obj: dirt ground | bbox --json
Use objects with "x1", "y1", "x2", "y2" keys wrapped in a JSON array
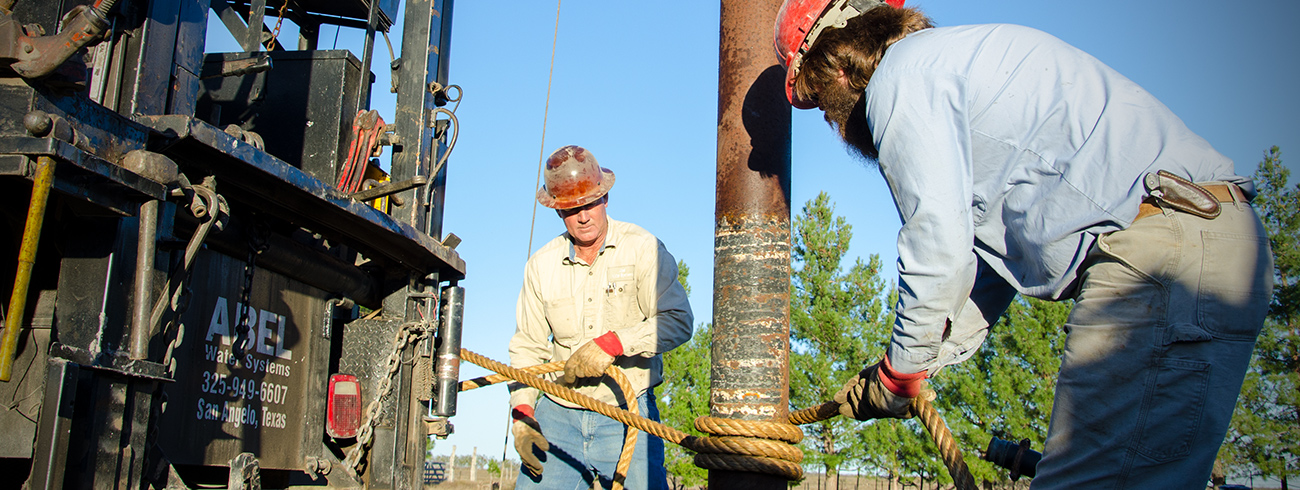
[
  {"x1": 424, "y1": 471, "x2": 1278, "y2": 490},
  {"x1": 424, "y1": 480, "x2": 512, "y2": 490}
]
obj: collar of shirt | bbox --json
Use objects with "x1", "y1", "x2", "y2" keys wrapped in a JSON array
[{"x1": 563, "y1": 219, "x2": 620, "y2": 266}]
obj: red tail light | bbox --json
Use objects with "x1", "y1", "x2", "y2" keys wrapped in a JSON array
[{"x1": 327, "y1": 374, "x2": 362, "y2": 439}]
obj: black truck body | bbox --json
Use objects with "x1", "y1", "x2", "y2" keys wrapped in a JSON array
[{"x1": 0, "y1": 1, "x2": 463, "y2": 488}]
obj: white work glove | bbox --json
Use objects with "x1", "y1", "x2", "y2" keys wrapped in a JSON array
[
  {"x1": 834, "y1": 357, "x2": 934, "y2": 420},
  {"x1": 562, "y1": 331, "x2": 622, "y2": 384}
]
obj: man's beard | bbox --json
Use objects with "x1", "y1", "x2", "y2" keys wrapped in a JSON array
[{"x1": 819, "y1": 82, "x2": 879, "y2": 164}]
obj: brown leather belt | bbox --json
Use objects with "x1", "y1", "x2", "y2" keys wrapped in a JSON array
[{"x1": 1136, "y1": 182, "x2": 1247, "y2": 221}]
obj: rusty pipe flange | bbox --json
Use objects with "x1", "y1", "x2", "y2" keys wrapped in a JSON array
[{"x1": 10, "y1": 5, "x2": 108, "y2": 79}]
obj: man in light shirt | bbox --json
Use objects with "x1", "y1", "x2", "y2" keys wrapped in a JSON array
[
  {"x1": 773, "y1": 0, "x2": 1273, "y2": 487},
  {"x1": 509, "y1": 145, "x2": 692, "y2": 490}
]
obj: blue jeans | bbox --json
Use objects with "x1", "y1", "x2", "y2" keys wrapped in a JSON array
[
  {"x1": 1033, "y1": 197, "x2": 1272, "y2": 488},
  {"x1": 515, "y1": 390, "x2": 668, "y2": 490}
]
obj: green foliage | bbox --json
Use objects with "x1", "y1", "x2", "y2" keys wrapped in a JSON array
[
  {"x1": 789, "y1": 192, "x2": 894, "y2": 483},
  {"x1": 660, "y1": 322, "x2": 711, "y2": 489},
  {"x1": 1221, "y1": 146, "x2": 1299, "y2": 484},
  {"x1": 661, "y1": 261, "x2": 710, "y2": 489},
  {"x1": 782, "y1": 192, "x2": 1074, "y2": 487},
  {"x1": 677, "y1": 259, "x2": 691, "y2": 297},
  {"x1": 850, "y1": 413, "x2": 942, "y2": 487},
  {"x1": 1253, "y1": 146, "x2": 1300, "y2": 324},
  {"x1": 658, "y1": 193, "x2": 1076, "y2": 487}
]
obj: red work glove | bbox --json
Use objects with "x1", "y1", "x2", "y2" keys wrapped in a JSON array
[
  {"x1": 511, "y1": 404, "x2": 548, "y2": 475},
  {"x1": 833, "y1": 356, "x2": 934, "y2": 420},
  {"x1": 562, "y1": 331, "x2": 622, "y2": 384}
]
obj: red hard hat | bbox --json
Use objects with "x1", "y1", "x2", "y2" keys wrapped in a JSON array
[
  {"x1": 774, "y1": 0, "x2": 904, "y2": 109},
  {"x1": 536, "y1": 145, "x2": 616, "y2": 210}
]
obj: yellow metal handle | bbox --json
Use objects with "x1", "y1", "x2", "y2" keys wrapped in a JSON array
[{"x1": 1, "y1": 156, "x2": 56, "y2": 381}]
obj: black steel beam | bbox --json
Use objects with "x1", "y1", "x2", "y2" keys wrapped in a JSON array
[
  {"x1": 28, "y1": 360, "x2": 79, "y2": 490},
  {"x1": 388, "y1": 0, "x2": 453, "y2": 239},
  {"x1": 135, "y1": 115, "x2": 466, "y2": 279},
  {"x1": 212, "y1": 0, "x2": 260, "y2": 52},
  {"x1": 245, "y1": 0, "x2": 267, "y2": 53},
  {"x1": 0, "y1": 136, "x2": 167, "y2": 200}
]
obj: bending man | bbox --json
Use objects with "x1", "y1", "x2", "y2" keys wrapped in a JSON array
[{"x1": 773, "y1": 0, "x2": 1273, "y2": 487}]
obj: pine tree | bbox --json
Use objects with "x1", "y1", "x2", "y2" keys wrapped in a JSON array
[
  {"x1": 936, "y1": 296, "x2": 1069, "y2": 486},
  {"x1": 660, "y1": 260, "x2": 710, "y2": 489},
  {"x1": 790, "y1": 192, "x2": 894, "y2": 487},
  {"x1": 1222, "y1": 146, "x2": 1299, "y2": 488}
]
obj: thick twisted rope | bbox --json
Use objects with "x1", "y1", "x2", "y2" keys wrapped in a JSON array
[
  {"x1": 461, "y1": 349, "x2": 692, "y2": 442},
  {"x1": 688, "y1": 417, "x2": 805, "y2": 480},
  {"x1": 462, "y1": 349, "x2": 807, "y2": 477},
  {"x1": 911, "y1": 399, "x2": 976, "y2": 489},
  {"x1": 459, "y1": 348, "x2": 975, "y2": 489},
  {"x1": 608, "y1": 366, "x2": 638, "y2": 490},
  {"x1": 460, "y1": 362, "x2": 564, "y2": 391},
  {"x1": 785, "y1": 401, "x2": 975, "y2": 489},
  {"x1": 459, "y1": 353, "x2": 639, "y2": 490}
]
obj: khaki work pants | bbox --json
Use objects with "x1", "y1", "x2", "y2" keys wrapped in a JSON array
[{"x1": 1034, "y1": 193, "x2": 1272, "y2": 489}]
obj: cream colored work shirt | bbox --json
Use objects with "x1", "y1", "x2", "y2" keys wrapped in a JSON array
[{"x1": 508, "y1": 218, "x2": 693, "y2": 409}]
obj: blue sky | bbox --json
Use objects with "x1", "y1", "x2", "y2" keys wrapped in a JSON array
[{"x1": 209, "y1": 0, "x2": 1299, "y2": 468}]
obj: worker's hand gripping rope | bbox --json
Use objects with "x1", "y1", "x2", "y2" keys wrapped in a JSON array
[
  {"x1": 563, "y1": 331, "x2": 621, "y2": 384},
  {"x1": 460, "y1": 348, "x2": 975, "y2": 490},
  {"x1": 479, "y1": 351, "x2": 640, "y2": 490},
  {"x1": 834, "y1": 356, "x2": 934, "y2": 420}
]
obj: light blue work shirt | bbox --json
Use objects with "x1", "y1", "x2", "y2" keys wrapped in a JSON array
[{"x1": 864, "y1": 24, "x2": 1248, "y2": 375}]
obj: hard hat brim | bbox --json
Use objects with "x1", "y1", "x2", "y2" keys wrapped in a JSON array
[
  {"x1": 786, "y1": 61, "x2": 818, "y2": 110},
  {"x1": 536, "y1": 168, "x2": 616, "y2": 210}
]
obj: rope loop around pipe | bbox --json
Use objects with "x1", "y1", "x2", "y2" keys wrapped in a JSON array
[
  {"x1": 685, "y1": 416, "x2": 808, "y2": 479},
  {"x1": 694, "y1": 416, "x2": 803, "y2": 444},
  {"x1": 457, "y1": 348, "x2": 975, "y2": 489}
]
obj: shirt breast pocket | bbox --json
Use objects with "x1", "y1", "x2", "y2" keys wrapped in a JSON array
[
  {"x1": 543, "y1": 298, "x2": 581, "y2": 347},
  {"x1": 604, "y1": 266, "x2": 641, "y2": 326}
]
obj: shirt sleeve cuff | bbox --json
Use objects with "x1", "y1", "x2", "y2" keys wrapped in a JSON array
[
  {"x1": 880, "y1": 355, "x2": 927, "y2": 398},
  {"x1": 593, "y1": 331, "x2": 623, "y2": 357},
  {"x1": 511, "y1": 404, "x2": 535, "y2": 420}
]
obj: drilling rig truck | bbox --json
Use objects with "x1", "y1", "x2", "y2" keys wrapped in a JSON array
[{"x1": 0, "y1": 0, "x2": 464, "y2": 488}]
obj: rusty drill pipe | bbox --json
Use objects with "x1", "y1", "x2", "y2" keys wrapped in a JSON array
[
  {"x1": 1, "y1": 156, "x2": 56, "y2": 381},
  {"x1": 710, "y1": 0, "x2": 792, "y2": 487}
]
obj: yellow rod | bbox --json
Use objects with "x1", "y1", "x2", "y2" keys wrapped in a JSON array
[{"x1": 1, "y1": 156, "x2": 57, "y2": 381}]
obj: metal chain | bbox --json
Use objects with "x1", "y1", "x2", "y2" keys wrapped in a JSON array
[
  {"x1": 158, "y1": 181, "x2": 226, "y2": 373},
  {"x1": 161, "y1": 305, "x2": 187, "y2": 373},
  {"x1": 160, "y1": 281, "x2": 195, "y2": 373},
  {"x1": 150, "y1": 181, "x2": 225, "y2": 481},
  {"x1": 232, "y1": 249, "x2": 256, "y2": 357},
  {"x1": 342, "y1": 321, "x2": 428, "y2": 475},
  {"x1": 266, "y1": 0, "x2": 290, "y2": 50},
  {"x1": 232, "y1": 223, "x2": 269, "y2": 358}
]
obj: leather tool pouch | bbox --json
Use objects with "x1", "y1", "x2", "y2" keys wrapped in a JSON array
[{"x1": 1143, "y1": 170, "x2": 1221, "y2": 219}]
